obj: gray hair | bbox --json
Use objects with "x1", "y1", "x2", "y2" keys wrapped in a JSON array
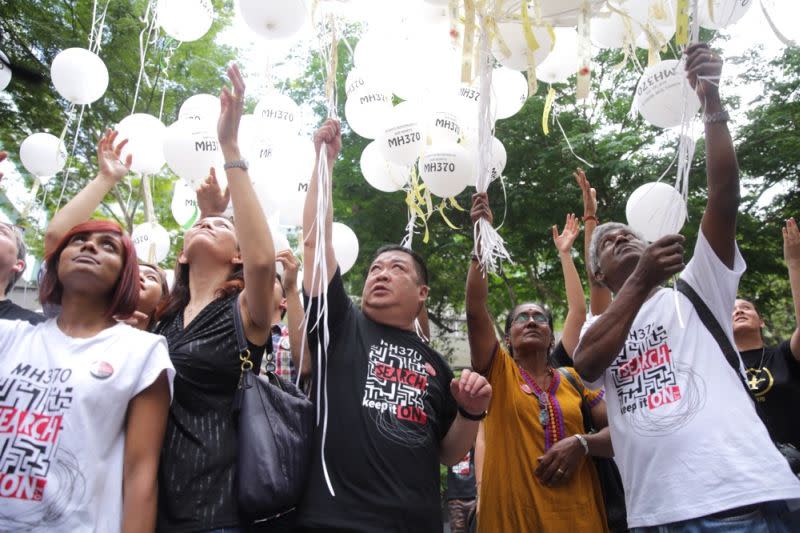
[
  {"x1": 588, "y1": 222, "x2": 644, "y2": 286},
  {"x1": 3, "y1": 223, "x2": 27, "y2": 295}
]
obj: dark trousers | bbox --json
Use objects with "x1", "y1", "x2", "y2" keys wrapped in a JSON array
[{"x1": 448, "y1": 498, "x2": 477, "y2": 533}]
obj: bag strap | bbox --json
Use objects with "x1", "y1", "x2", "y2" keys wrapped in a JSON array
[
  {"x1": 231, "y1": 294, "x2": 253, "y2": 375},
  {"x1": 675, "y1": 278, "x2": 754, "y2": 401},
  {"x1": 556, "y1": 367, "x2": 594, "y2": 433}
]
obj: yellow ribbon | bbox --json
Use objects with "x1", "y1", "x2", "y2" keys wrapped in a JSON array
[
  {"x1": 675, "y1": 0, "x2": 690, "y2": 46},
  {"x1": 405, "y1": 165, "x2": 433, "y2": 244},
  {"x1": 438, "y1": 199, "x2": 461, "y2": 230},
  {"x1": 542, "y1": 85, "x2": 556, "y2": 136}
]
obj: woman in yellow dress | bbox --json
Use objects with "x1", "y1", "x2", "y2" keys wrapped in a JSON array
[{"x1": 466, "y1": 193, "x2": 613, "y2": 532}]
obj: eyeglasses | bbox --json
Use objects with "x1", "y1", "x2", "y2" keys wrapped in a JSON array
[{"x1": 513, "y1": 312, "x2": 549, "y2": 325}]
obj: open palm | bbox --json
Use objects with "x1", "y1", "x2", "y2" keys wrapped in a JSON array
[{"x1": 553, "y1": 213, "x2": 580, "y2": 254}]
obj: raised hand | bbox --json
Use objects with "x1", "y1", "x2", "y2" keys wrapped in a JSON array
[
  {"x1": 574, "y1": 168, "x2": 597, "y2": 219},
  {"x1": 632, "y1": 234, "x2": 686, "y2": 290},
  {"x1": 784, "y1": 218, "x2": 800, "y2": 265},
  {"x1": 553, "y1": 213, "x2": 580, "y2": 255},
  {"x1": 450, "y1": 369, "x2": 492, "y2": 417},
  {"x1": 685, "y1": 43, "x2": 723, "y2": 101},
  {"x1": 277, "y1": 249, "x2": 300, "y2": 290},
  {"x1": 470, "y1": 192, "x2": 493, "y2": 225},
  {"x1": 218, "y1": 63, "x2": 246, "y2": 156},
  {"x1": 196, "y1": 167, "x2": 230, "y2": 217},
  {"x1": 313, "y1": 118, "x2": 342, "y2": 164},
  {"x1": 97, "y1": 129, "x2": 132, "y2": 183}
]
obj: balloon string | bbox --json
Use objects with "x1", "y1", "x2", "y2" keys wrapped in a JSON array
[
  {"x1": 55, "y1": 104, "x2": 87, "y2": 211},
  {"x1": 132, "y1": 0, "x2": 159, "y2": 114},
  {"x1": 554, "y1": 112, "x2": 594, "y2": 168},
  {"x1": 760, "y1": 0, "x2": 797, "y2": 47}
]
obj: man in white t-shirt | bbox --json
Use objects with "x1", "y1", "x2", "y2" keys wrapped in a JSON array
[{"x1": 574, "y1": 44, "x2": 800, "y2": 531}]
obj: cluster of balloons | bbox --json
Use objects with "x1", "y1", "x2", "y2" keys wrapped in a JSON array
[{"x1": 344, "y1": 6, "x2": 522, "y2": 199}]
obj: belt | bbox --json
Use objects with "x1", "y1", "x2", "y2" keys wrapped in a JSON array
[{"x1": 708, "y1": 503, "x2": 762, "y2": 520}]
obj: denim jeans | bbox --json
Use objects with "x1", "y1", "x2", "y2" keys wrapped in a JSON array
[{"x1": 631, "y1": 501, "x2": 800, "y2": 533}]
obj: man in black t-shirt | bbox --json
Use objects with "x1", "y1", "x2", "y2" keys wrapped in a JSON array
[
  {"x1": 0, "y1": 218, "x2": 45, "y2": 325},
  {"x1": 297, "y1": 119, "x2": 492, "y2": 532},
  {"x1": 733, "y1": 219, "x2": 800, "y2": 453}
]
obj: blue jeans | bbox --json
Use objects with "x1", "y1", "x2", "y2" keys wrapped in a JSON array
[{"x1": 631, "y1": 501, "x2": 800, "y2": 533}]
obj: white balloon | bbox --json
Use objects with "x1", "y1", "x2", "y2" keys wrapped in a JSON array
[
  {"x1": 332, "y1": 222, "x2": 359, "y2": 274},
  {"x1": 178, "y1": 93, "x2": 220, "y2": 122},
  {"x1": 537, "y1": 27, "x2": 579, "y2": 84},
  {"x1": 636, "y1": 0, "x2": 676, "y2": 49},
  {"x1": 625, "y1": 182, "x2": 687, "y2": 242},
  {"x1": 50, "y1": 48, "x2": 109, "y2": 105},
  {"x1": 487, "y1": 136, "x2": 507, "y2": 183},
  {"x1": 345, "y1": 67, "x2": 388, "y2": 99},
  {"x1": 254, "y1": 90, "x2": 301, "y2": 134},
  {"x1": 276, "y1": 178, "x2": 308, "y2": 227},
  {"x1": 633, "y1": 60, "x2": 701, "y2": 129},
  {"x1": 453, "y1": 82, "x2": 497, "y2": 135},
  {"x1": 591, "y1": 10, "x2": 630, "y2": 49},
  {"x1": 157, "y1": 0, "x2": 214, "y2": 42},
  {"x1": 699, "y1": 0, "x2": 752, "y2": 30},
  {"x1": 360, "y1": 141, "x2": 409, "y2": 193},
  {"x1": 345, "y1": 90, "x2": 394, "y2": 139},
  {"x1": 491, "y1": 22, "x2": 554, "y2": 71},
  {"x1": 611, "y1": 0, "x2": 650, "y2": 26},
  {"x1": 492, "y1": 67, "x2": 528, "y2": 120},
  {"x1": 239, "y1": 0, "x2": 307, "y2": 39},
  {"x1": 171, "y1": 179, "x2": 200, "y2": 229},
  {"x1": 117, "y1": 114, "x2": 167, "y2": 174},
  {"x1": 0, "y1": 51, "x2": 11, "y2": 91},
  {"x1": 426, "y1": 110, "x2": 463, "y2": 144},
  {"x1": 379, "y1": 103, "x2": 425, "y2": 166},
  {"x1": 19, "y1": 133, "x2": 67, "y2": 179},
  {"x1": 163, "y1": 119, "x2": 222, "y2": 187},
  {"x1": 132, "y1": 222, "x2": 172, "y2": 263},
  {"x1": 419, "y1": 142, "x2": 474, "y2": 198}
]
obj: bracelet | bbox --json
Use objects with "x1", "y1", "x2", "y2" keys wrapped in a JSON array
[
  {"x1": 458, "y1": 405, "x2": 487, "y2": 421},
  {"x1": 574, "y1": 434, "x2": 589, "y2": 455},
  {"x1": 470, "y1": 254, "x2": 480, "y2": 262},
  {"x1": 223, "y1": 159, "x2": 249, "y2": 171},
  {"x1": 703, "y1": 110, "x2": 729, "y2": 124},
  {"x1": 582, "y1": 215, "x2": 599, "y2": 224}
]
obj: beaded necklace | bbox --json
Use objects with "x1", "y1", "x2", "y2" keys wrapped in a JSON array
[{"x1": 519, "y1": 366, "x2": 565, "y2": 450}]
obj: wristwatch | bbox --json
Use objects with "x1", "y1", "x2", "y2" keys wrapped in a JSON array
[{"x1": 224, "y1": 159, "x2": 249, "y2": 171}]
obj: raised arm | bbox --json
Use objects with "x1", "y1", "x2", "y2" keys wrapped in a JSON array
[
  {"x1": 784, "y1": 218, "x2": 800, "y2": 360},
  {"x1": 573, "y1": 234, "x2": 686, "y2": 381},
  {"x1": 575, "y1": 169, "x2": 612, "y2": 315},
  {"x1": 553, "y1": 213, "x2": 587, "y2": 357},
  {"x1": 277, "y1": 249, "x2": 311, "y2": 380},
  {"x1": 440, "y1": 369, "x2": 492, "y2": 466},
  {"x1": 217, "y1": 64, "x2": 275, "y2": 339},
  {"x1": 44, "y1": 129, "x2": 131, "y2": 255},
  {"x1": 466, "y1": 193, "x2": 499, "y2": 374},
  {"x1": 687, "y1": 44, "x2": 739, "y2": 268},
  {"x1": 122, "y1": 371, "x2": 170, "y2": 533},
  {"x1": 303, "y1": 119, "x2": 341, "y2": 296}
]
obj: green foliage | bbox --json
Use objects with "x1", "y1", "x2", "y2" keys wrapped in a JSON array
[
  {"x1": 2, "y1": 6, "x2": 797, "y2": 343},
  {"x1": 1, "y1": 0, "x2": 236, "y2": 266}
]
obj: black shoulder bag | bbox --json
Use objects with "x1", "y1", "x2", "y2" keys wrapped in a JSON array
[
  {"x1": 676, "y1": 278, "x2": 800, "y2": 474},
  {"x1": 230, "y1": 295, "x2": 315, "y2": 523},
  {"x1": 558, "y1": 368, "x2": 629, "y2": 533}
]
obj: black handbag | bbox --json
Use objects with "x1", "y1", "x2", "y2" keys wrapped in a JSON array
[
  {"x1": 676, "y1": 279, "x2": 800, "y2": 475},
  {"x1": 230, "y1": 295, "x2": 315, "y2": 523},
  {"x1": 558, "y1": 368, "x2": 629, "y2": 533}
]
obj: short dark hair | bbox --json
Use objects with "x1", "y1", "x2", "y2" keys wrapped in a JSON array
[
  {"x1": 371, "y1": 245, "x2": 429, "y2": 286},
  {"x1": 40, "y1": 220, "x2": 140, "y2": 319},
  {"x1": 736, "y1": 296, "x2": 760, "y2": 317}
]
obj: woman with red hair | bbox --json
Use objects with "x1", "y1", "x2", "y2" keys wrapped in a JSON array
[
  {"x1": 0, "y1": 219, "x2": 174, "y2": 532},
  {"x1": 43, "y1": 128, "x2": 172, "y2": 330}
]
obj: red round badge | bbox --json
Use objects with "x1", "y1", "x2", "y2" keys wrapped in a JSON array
[{"x1": 90, "y1": 361, "x2": 114, "y2": 380}]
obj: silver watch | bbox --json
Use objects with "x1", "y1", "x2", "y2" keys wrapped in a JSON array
[{"x1": 223, "y1": 159, "x2": 249, "y2": 171}]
